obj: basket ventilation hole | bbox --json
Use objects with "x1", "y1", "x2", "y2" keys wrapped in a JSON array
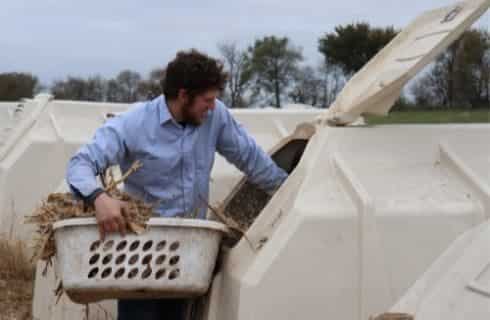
[
  {"x1": 129, "y1": 254, "x2": 139, "y2": 265},
  {"x1": 90, "y1": 241, "x2": 101, "y2": 252},
  {"x1": 88, "y1": 267, "x2": 99, "y2": 278},
  {"x1": 142, "y1": 254, "x2": 153, "y2": 265},
  {"x1": 156, "y1": 254, "x2": 166, "y2": 265},
  {"x1": 116, "y1": 241, "x2": 128, "y2": 251},
  {"x1": 156, "y1": 240, "x2": 166, "y2": 251},
  {"x1": 102, "y1": 254, "x2": 113, "y2": 265},
  {"x1": 169, "y1": 255, "x2": 180, "y2": 266},
  {"x1": 169, "y1": 241, "x2": 180, "y2": 251},
  {"x1": 116, "y1": 254, "x2": 126, "y2": 265},
  {"x1": 128, "y1": 268, "x2": 138, "y2": 279},
  {"x1": 142, "y1": 240, "x2": 153, "y2": 251},
  {"x1": 101, "y1": 268, "x2": 112, "y2": 279},
  {"x1": 155, "y1": 269, "x2": 166, "y2": 279},
  {"x1": 103, "y1": 240, "x2": 114, "y2": 251},
  {"x1": 89, "y1": 254, "x2": 100, "y2": 265},
  {"x1": 114, "y1": 268, "x2": 125, "y2": 279},
  {"x1": 142, "y1": 267, "x2": 152, "y2": 279},
  {"x1": 168, "y1": 269, "x2": 180, "y2": 280},
  {"x1": 129, "y1": 240, "x2": 140, "y2": 251}
]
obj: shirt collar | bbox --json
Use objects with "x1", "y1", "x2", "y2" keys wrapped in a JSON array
[{"x1": 157, "y1": 95, "x2": 173, "y2": 125}]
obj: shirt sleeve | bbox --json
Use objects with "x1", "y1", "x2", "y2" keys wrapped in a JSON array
[
  {"x1": 215, "y1": 102, "x2": 288, "y2": 193},
  {"x1": 66, "y1": 116, "x2": 128, "y2": 198}
]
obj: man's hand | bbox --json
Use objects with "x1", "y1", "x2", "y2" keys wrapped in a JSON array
[{"x1": 94, "y1": 192, "x2": 128, "y2": 241}]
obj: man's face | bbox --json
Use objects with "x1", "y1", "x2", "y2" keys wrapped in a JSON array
[{"x1": 181, "y1": 89, "x2": 218, "y2": 126}]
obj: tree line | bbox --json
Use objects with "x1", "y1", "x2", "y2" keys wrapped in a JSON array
[{"x1": 1, "y1": 23, "x2": 489, "y2": 110}]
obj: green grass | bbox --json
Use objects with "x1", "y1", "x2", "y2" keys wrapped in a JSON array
[{"x1": 365, "y1": 109, "x2": 490, "y2": 125}]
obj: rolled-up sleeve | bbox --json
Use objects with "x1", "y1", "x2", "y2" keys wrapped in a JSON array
[
  {"x1": 66, "y1": 117, "x2": 128, "y2": 197},
  {"x1": 216, "y1": 103, "x2": 287, "y2": 193}
]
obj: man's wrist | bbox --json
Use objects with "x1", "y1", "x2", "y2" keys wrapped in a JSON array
[{"x1": 87, "y1": 188, "x2": 105, "y2": 206}]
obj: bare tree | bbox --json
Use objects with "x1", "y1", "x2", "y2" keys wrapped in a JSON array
[
  {"x1": 106, "y1": 79, "x2": 123, "y2": 102},
  {"x1": 411, "y1": 29, "x2": 490, "y2": 108},
  {"x1": 116, "y1": 70, "x2": 142, "y2": 102},
  {"x1": 318, "y1": 61, "x2": 345, "y2": 108},
  {"x1": 85, "y1": 76, "x2": 106, "y2": 101},
  {"x1": 218, "y1": 42, "x2": 251, "y2": 108},
  {"x1": 51, "y1": 77, "x2": 88, "y2": 100},
  {"x1": 137, "y1": 68, "x2": 166, "y2": 100},
  {"x1": 289, "y1": 66, "x2": 322, "y2": 106},
  {"x1": 483, "y1": 50, "x2": 490, "y2": 106}
]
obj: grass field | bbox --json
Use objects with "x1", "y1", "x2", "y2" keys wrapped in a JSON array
[
  {"x1": 365, "y1": 109, "x2": 490, "y2": 125},
  {"x1": 0, "y1": 238, "x2": 34, "y2": 320}
]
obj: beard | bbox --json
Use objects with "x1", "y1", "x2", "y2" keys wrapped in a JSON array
[{"x1": 182, "y1": 101, "x2": 204, "y2": 126}]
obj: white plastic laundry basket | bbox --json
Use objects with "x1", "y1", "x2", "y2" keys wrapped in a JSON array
[{"x1": 53, "y1": 217, "x2": 228, "y2": 304}]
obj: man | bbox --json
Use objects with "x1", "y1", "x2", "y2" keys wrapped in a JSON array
[{"x1": 66, "y1": 49, "x2": 288, "y2": 319}]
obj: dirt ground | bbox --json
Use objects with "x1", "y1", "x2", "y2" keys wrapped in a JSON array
[{"x1": 0, "y1": 238, "x2": 34, "y2": 320}]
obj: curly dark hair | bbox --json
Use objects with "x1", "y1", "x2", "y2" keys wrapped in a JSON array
[{"x1": 162, "y1": 49, "x2": 227, "y2": 100}]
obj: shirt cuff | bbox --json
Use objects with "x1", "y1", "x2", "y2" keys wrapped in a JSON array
[
  {"x1": 70, "y1": 184, "x2": 105, "y2": 206},
  {"x1": 265, "y1": 171, "x2": 288, "y2": 196}
]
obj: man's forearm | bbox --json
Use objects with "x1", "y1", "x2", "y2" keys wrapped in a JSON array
[
  {"x1": 66, "y1": 118, "x2": 127, "y2": 199},
  {"x1": 262, "y1": 165, "x2": 288, "y2": 194},
  {"x1": 66, "y1": 150, "x2": 103, "y2": 199}
]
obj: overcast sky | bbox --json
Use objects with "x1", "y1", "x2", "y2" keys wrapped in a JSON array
[{"x1": 1, "y1": 0, "x2": 488, "y2": 85}]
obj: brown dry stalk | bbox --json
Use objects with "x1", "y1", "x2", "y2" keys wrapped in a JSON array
[
  {"x1": 0, "y1": 238, "x2": 34, "y2": 281},
  {"x1": 26, "y1": 161, "x2": 153, "y2": 267},
  {"x1": 24, "y1": 161, "x2": 154, "y2": 302},
  {"x1": 25, "y1": 160, "x2": 250, "y2": 303},
  {"x1": 104, "y1": 160, "x2": 142, "y2": 193},
  {"x1": 203, "y1": 200, "x2": 243, "y2": 234},
  {"x1": 198, "y1": 195, "x2": 256, "y2": 250},
  {"x1": 0, "y1": 238, "x2": 34, "y2": 320}
]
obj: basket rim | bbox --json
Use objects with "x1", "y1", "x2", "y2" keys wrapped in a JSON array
[{"x1": 53, "y1": 217, "x2": 229, "y2": 233}]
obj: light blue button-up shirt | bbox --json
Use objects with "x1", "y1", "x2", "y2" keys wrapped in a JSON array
[{"x1": 66, "y1": 95, "x2": 287, "y2": 218}]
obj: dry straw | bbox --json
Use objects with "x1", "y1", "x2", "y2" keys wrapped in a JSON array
[{"x1": 26, "y1": 161, "x2": 154, "y2": 272}]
